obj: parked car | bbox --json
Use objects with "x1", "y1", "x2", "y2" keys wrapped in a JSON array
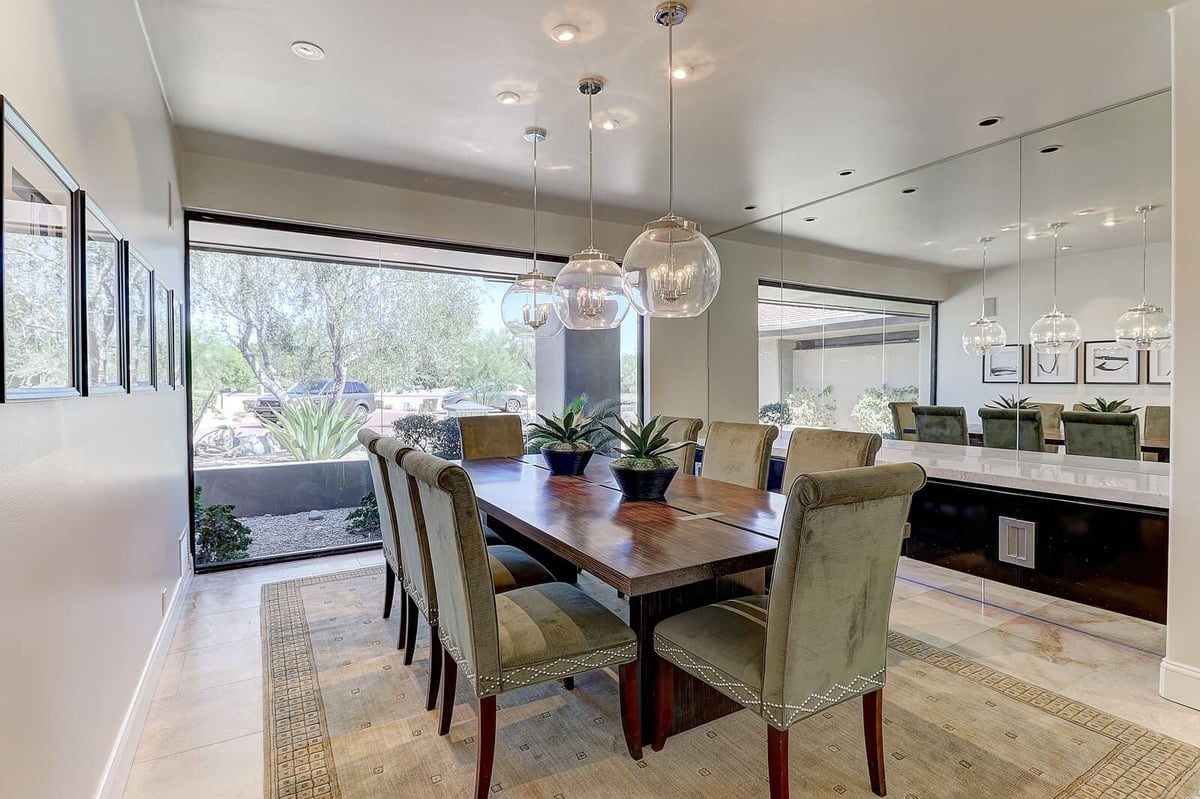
[
  {"x1": 441, "y1": 385, "x2": 529, "y2": 413},
  {"x1": 247, "y1": 379, "x2": 376, "y2": 422}
]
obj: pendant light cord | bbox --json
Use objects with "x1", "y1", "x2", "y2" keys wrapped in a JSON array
[
  {"x1": 667, "y1": 20, "x2": 674, "y2": 217},
  {"x1": 980, "y1": 238, "x2": 989, "y2": 318},
  {"x1": 1141, "y1": 206, "x2": 1149, "y2": 303},
  {"x1": 1051, "y1": 224, "x2": 1060, "y2": 309},
  {"x1": 532, "y1": 134, "x2": 539, "y2": 273},
  {"x1": 588, "y1": 91, "x2": 595, "y2": 248}
]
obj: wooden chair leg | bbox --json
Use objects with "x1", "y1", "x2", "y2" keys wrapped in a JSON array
[
  {"x1": 768, "y1": 725, "x2": 789, "y2": 799},
  {"x1": 427, "y1": 633, "x2": 443, "y2": 712},
  {"x1": 474, "y1": 696, "x2": 497, "y2": 799},
  {"x1": 618, "y1": 661, "x2": 643, "y2": 761},
  {"x1": 862, "y1": 688, "x2": 886, "y2": 796},
  {"x1": 402, "y1": 596, "x2": 419, "y2": 664},
  {"x1": 438, "y1": 650, "x2": 458, "y2": 735},
  {"x1": 397, "y1": 587, "x2": 408, "y2": 651},
  {"x1": 652, "y1": 656, "x2": 674, "y2": 752},
  {"x1": 562, "y1": 676, "x2": 574, "y2": 691},
  {"x1": 383, "y1": 563, "x2": 395, "y2": 619}
]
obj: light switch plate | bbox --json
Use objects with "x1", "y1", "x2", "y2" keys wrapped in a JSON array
[{"x1": 997, "y1": 516, "x2": 1036, "y2": 568}]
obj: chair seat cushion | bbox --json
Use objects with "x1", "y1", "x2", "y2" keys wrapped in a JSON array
[
  {"x1": 487, "y1": 544, "x2": 554, "y2": 593},
  {"x1": 483, "y1": 527, "x2": 506, "y2": 546},
  {"x1": 653, "y1": 595, "x2": 768, "y2": 711},
  {"x1": 497, "y1": 582, "x2": 637, "y2": 690}
]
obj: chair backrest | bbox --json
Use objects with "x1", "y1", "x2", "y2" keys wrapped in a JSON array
[
  {"x1": 660, "y1": 415, "x2": 703, "y2": 474},
  {"x1": 780, "y1": 428, "x2": 882, "y2": 491},
  {"x1": 979, "y1": 407, "x2": 1046, "y2": 452},
  {"x1": 357, "y1": 428, "x2": 403, "y2": 576},
  {"x1": 458, "y1": 414, "x2": 525, "y2": 460},
  {"x1": 912, "y1": 406, "x2": 970, "y2": 445},
  {"x1": 375, "y1": 438, "x2": 439, "y2": 622},
  {"x1": 702, "y1": 421, "x2": 780, "y2": 489},
  {"x1": 1061, "y1": 411, "x2": 1142, "y2": 460},
  {"x1": 762, "y1": 463, "x2": 926, "y2": 729},
  {"x1": 1145, "y1": 406, "x2": 1171, "y2": 439},
  {"x1": 1031, "y1": 402, "x2": 1064, "y2": 431},
  {"x1": 888, "y1": 402, "x2": 917, "y2": 441},
  {"x1": 403, "y1": 450, "x2": 503, "y2": 697}
]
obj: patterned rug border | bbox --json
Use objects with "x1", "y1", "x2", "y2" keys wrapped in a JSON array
[{"x1": 260, "y1": 566, "x2": 1200, "y2": 799}]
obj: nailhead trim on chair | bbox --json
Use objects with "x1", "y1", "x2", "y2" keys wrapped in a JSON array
[
  {"x1": 439, "y1": 629, "x2": 501, "y2": 697},
  {"x1": 500, "y1": 641, "x2": 639, "y2": 690},
  {"x1": 403, "y1": 577, "x2": 437, "y2": 626}
]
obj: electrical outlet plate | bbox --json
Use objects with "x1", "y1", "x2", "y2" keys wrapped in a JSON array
[{"x1": 997, "y1": 516, "x2": 1036, "y2": 569}]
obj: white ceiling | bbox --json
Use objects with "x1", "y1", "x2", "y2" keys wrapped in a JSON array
[{"x1": 139, "y1": 0, "x2": 1172, "y2": 238}]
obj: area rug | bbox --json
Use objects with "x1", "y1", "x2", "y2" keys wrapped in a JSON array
[{"x1": 261, "y1": 566, "x2": 1200, "y2": 798}]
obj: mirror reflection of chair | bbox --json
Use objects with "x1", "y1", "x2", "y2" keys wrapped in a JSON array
[
  {"x1": 1144, "y1": 406, "x2": 1170, "y2": 461},
  {"x1": 1061, "y1": 411, "x2": 1142, "y2": 460},
  {"x1": 780, "y1": 428, "x2": 882, "y2": 492},
  {"x1": 458, "y1": 414, "x2": 525, "y2": 459},
  {"x1": 912, "y1": 405, "x2": 970, "y2": 446},
  {"x1": 659, "y1": 415, "x2": 703, "y2": 475},
  {"x1": 701, "y1": 421, "x2": 780, "y2": 490},
  {"x1": 979, "y1": 407, "x2": 1048, "y2": 452},
  {"x1": 889, "y1": 401, "x2": 917, "y2": 441}
]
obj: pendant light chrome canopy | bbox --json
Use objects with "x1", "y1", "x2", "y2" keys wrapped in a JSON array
[
  {"x1": 1029, "y1": 222, "x2": 1082, "y2": 355},
  {"x1": 1114, "y1": 205, "x2": 1172, "y2": 351},
  {"x1": 961, "y1": 236, "x2": 1008, "y2": 356},
  {"x1": 623, "y1": 2, "x2": 720, "y2": 318},
  {"x1": 501, "y1": 127, "x2": 564, "y2": 339},
  {"x1": 554, "y1": 77, "x2": 631, "y2": 330}
]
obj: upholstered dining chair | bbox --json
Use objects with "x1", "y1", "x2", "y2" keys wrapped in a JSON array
[
  {"x1": 979, "y1": 407, "x2": 1047, "y2": 452},
  {"x1": 358, "y1": 428, "x2": 404, "y2": 629},
  {"x1": 1061, "y1": 411, "x2": 1142, "y2": 460},
  {"x1": 652, "y1": 463, "x2": 927, "y2": 799},
  {"x1": 660, "y1": 415, "x2": 703, "y2": 475},
  {"x1": 404, "y1": 450, "x2": 642, "y2": 799},
  {"x1": 1032, "y1": 402, "x2": 1064, "y2": 431},
  {"x1": 912, "y1": 405, "x2": 970, "y2": 445},
  {"x1": 702, "y1": 421, "x2": 780, "y2": 490},
  {"x1": 370, "y1": 435, "x2": 556, "y2": 716},
  {"x1": 1144, "y1": 406, "x2": 1170, "y2": 462},
  {"x1": 888, "y1": 401, "x2": 917, "y2": 441},
  {"x1": 458, "y1": 414, "x2": 526, "y2": 459},
  {"x1": 780, "y1": 428, "x2": 882, "y2": 492}
]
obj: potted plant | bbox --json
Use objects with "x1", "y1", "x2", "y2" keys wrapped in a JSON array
[
  {"x1": 600, "y1": 415, "x2": 685, "y2": 501},
  {"x1": 986, "y1": 394, "x2": 1034, "y2": 409},
  {"x1": 526, "y1": 401, "x2": 604, "y2": 476},
  {"x1": 1080, "y1": 397, "x2": 1141, "y2": 413}
]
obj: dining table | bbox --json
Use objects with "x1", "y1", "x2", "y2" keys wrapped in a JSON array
[
  {"x1": 457, "y1": 453, "x2": 789, "y2": 747},
  {"x1": 902, "y1": 424, "x2": 1171, "y2": 461}
]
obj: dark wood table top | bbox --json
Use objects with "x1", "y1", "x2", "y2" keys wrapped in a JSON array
[{"x1": 459, "y1": 457, "x2": 778, "y2": 596}]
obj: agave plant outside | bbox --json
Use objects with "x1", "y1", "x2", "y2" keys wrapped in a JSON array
[{"x1": 260, "y1": 398, "x2": 364, "y2": 461}]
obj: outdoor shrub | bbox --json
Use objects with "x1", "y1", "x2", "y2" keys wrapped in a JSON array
[
  {"x1": 759, "y1": 401, "x2": 793, "y2": 427},
  {"x1": 759, "y1": 386, "x2": 836, "y2": 429},
  {"x1": 392, "y1": 413, "x2": 462, "y2": 459},
  {"x1": 346, "y1": 492, "x2": 380, "y2": 537},
  {"x1": 193, "y1": 486, "x2": 253, "y2": 564},
  {"x1": 261, "y1": 399, "x2": 363, "y2": 461},
  {"x1": 851, "y1": 385, "x2": 919, "y2": 437}
]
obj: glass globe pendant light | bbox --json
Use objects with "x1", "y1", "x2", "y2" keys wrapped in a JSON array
[
  {"x1": 962, "y1": 236, "x2": 1008, "y2": 356},
  {"x1": 622, "y1": 2, "x2": 721, "y2": 318},
  {"x1": 1115, "y1": 204, "x2": 1172, "y2": 351},
  {"x1": 501, "y1": 127, "x2": 564, "y2": 338},
  {"x1": 554, "y1": 77, "x2": 630, "y2": 330},
  {"x1": 1029, "y1": 222, "x2": 1082, "y2": 355}
]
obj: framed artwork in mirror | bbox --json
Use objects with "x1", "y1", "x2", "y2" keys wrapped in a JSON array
[
  {"x1": 84, "y1": 198, "x2": 127, "y2": 394},
  {"x1": 982, "y1": 344, "x2": 1025, "y2": 384},
  {"x1": 154, "y1": 281, "x2": 171, "y2": 390},
  {"x1": 129, "y1": 253, "x2": 153, "y2": 390},
  {"x1": 1147, "y1": 347, "x2": 1172, "y2": 385},
  {"x1": 1083, "y1": 340, "x2": 1141, "y2": 385},
  {"x1": 1029, "y1": 348, "x2": 1078, "y2": 385},
  {"x1": 174, "y1": 298, "x2": 185, "y2": 389}
]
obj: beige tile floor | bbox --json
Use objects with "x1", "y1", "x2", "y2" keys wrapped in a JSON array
[{"x1": 120, "y1": 551, "x2": 1200, "y2": 799}]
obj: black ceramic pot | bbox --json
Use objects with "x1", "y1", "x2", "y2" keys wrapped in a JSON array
[
  {"x1": 609, "y1": 463, "x2": 679, "y2": 501},
  {"x1": 541, "y1": 446, "x2": 594, "y2": 476}
]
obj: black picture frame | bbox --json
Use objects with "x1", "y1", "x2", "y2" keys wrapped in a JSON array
[
  {"x1": 1083, "y1": 340, "x2": 1142, "y2": 385},
  {"x1": 128, "y1": 250, "x2": 154, "y2": 391},
  {"x1": 1029, "y1": 347, "x2": 1079, "y2": 385},
  {"x1": 174, "y1": 298, "x2": 185, "y2": 389},
  {"x1": 1147, "y1": 348, "x2": 1172, "y2": 386},
  {"x1": 982, "y1": 344, "x2": 1025, "y2": 384},
  {"x1": 153, "y1": 279, "x2": 171, "y2": 391},
  {"x1": 81, "y1": 193, "x2": 129, "y2": 395}
]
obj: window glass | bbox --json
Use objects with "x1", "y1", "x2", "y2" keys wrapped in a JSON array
[{"x1": 85, "y1": 208, "x2": 122, "y2": 390}]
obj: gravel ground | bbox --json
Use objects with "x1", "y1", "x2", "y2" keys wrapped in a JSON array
[{"x1": 241, "y1": 507, "x2": 380, "y2": 558}]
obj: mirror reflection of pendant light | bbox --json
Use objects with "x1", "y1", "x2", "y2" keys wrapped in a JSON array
[
  {"x1": 1029, "y1": 222, "x2": 1082, "y2": 354},
  {"x1": 554, "y1": 77, "x2": 630, "y2": 330},
  {"x1": 1115, "y1": 204, "x2": 1172, "y2": 351},
  {"x1": 501, "y1": 127, "x2": 564, "y2": 339},
  {"x1": 961, "y1": 236, "x2": 1007, "y2": 356},
  {"x1": 622, "y1": 2, "x2": 720, "y2": 318}
]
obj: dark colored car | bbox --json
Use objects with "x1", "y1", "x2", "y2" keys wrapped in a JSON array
[
  {"x1": 440, "y1": 386, "x2": 529, "y2": 413},
  {"x1": 247, "y1": 379, "x2": 376, "y2": 422}
]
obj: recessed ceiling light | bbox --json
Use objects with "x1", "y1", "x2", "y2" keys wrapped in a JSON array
[
  {"x1": 837, "y1": 169, "x2": 855, "y2": 177},
  {"x1": 901, "y1": 186, "x2": 918, "y2": 194},
  {"x1": 1039, "y1": 144, "x2": 1062, "y2": 154},
  {"x1": 1025, "y1": 233, "x2": 1039, "y2": 240},
  {"x1": 551, "y1": 24, "x2": 580, "y2": 42},
  {"x1": 496, "y1": 91, "x2": 521, "y2": 105},
  {"x1": 291, "y1": 41, "x2": 325, "y2": 60},
  {"x1": 952, "y1": 247, "x2": 970, "y2": 252},
  {"x1": 802, "y1": 216, "x2": 818, "y2": 222},
  {"x1": 1103, "y1": 219, "x2": 1118, "y2": 227},
  {"x1": 923, "y1": 240, "x2": 940, "y2": 247},
  {"x1": 1074, "y1": 207, "x2": 1100, "y2": 216},
  {"x1": 1060, "y1": 245, "x2": 1072, "y2": 251},
  {"x1": 977, "y1": 116, "x2": 1003, "y2": 127},
  {"x1": 671, "y1": 65, "x2": 693, "y2": 80},
  {"x1": 599, "y1": 118, "x2": 621, "y2": 131},
  {"x1": 743, "y1": 205, "x2": 758, "y2": 211},
  {"x1": 999, "y1": 224, "x2": 1019, "y2": 232}
]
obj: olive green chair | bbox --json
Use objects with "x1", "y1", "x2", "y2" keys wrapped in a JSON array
[
  {"x1": 372, "y1": 436, "x2": 556, "y2": 717},
  {"x1": 404, "y1": 450, "x2": 641, "y2": 799},
  {"x1": 1032, "y1": 402, "x2": 1064, "y2": 431},
  {"x1": 912, "y1": 405, "x2": 970, "y2": 445},
  {"x1": 357, "y1": 428, "x2": 404, "y2": 628},
  {"x1": 1061, "y1": 411, "x2": 1142, "y2": 460},
  {"x1": 780, "y1": 428, "x2": 882, "y2": 492},
  {"x1": 702, "y1": 421, "x2": 780, "y2": 490},
  {"x1": 979, "y1": 407, "x2": 1048, "y2": 452},
  {"x1": 888, "y1": 401, "x2": 917, "y2": 441},
  {"x1": 652, "y1": 463, "x2": 927, "y2": 799},
  {"x1": 1144, "y1": 406, "x2": 1170, "y2": 462},
  {"x1": 660, "y1": 415, "x2": 703, "y2": 475},
  {"x1": 458, "y1": 414, "x2": 526, "y2": 459}
]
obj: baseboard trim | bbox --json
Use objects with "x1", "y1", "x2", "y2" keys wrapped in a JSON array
[
  {"x1": 1159, "y1": 657, "x2": 1200, "y2": 711},
  {"x1": 94, "y1": 532, "x2": 194, "y2": 799}
]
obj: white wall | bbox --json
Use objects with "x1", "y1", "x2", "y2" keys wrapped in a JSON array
[
  {"x1": 0, "y1": 3, "x2": 185, "y2": 798},
  {"x1": 937, "y1": 243, "x2": 1172, "y2": 421}
]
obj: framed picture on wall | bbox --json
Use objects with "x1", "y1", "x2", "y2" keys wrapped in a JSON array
[
  {"x1": 1083, "y1": 340, "x2": 1141, "y2": 385},
  {"x1": 982, "y1": 344, "x2": 1025, "y2": 384},
  {"x1": 1029, "y1": 348, "x2": 1078, "y2": 385},
  {"x1": 1148, "y1": 347, "x2": 1172, "y2": 385}
]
